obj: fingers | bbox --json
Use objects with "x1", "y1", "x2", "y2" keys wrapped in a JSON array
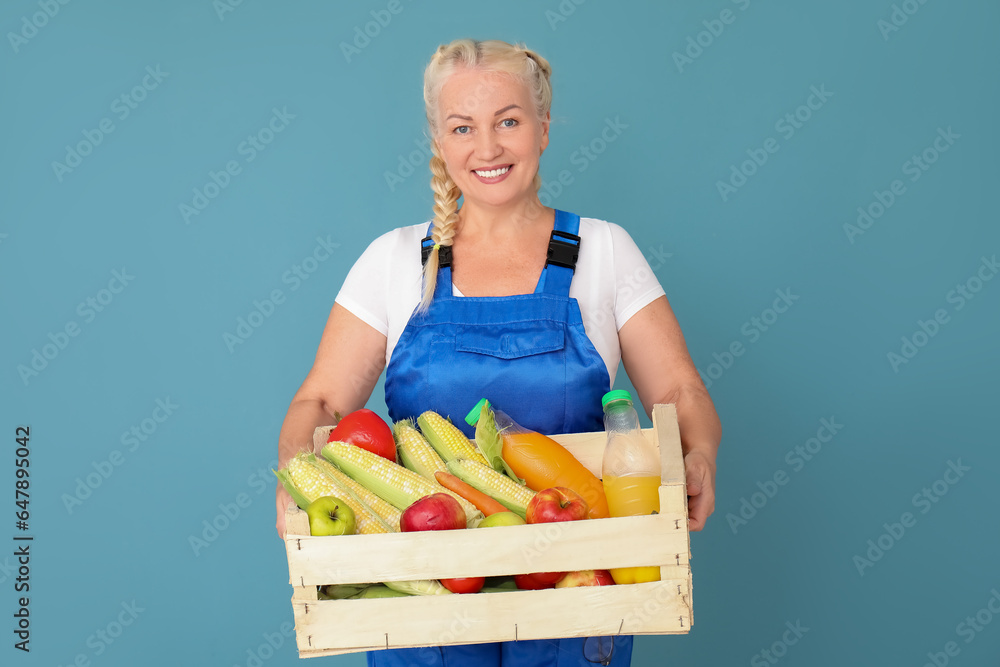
[{"x1": 685, "y1": 456, "x2": 715, "y2": 532}]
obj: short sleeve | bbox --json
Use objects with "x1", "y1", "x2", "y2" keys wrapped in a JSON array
[
  {"x1": 609, "y1": 222, "x2": 667, "y2": 330},
  {"x1": 334, "y1": 231, "x2": 396, "y2": 337}
]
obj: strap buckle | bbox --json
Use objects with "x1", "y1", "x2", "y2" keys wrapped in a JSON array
[
  {"x1": 420, "y1": 236, "x2": 452, "y2": 268},
  {"x1": 546, "y1": 229, "x2": 581, "y2": 270}
]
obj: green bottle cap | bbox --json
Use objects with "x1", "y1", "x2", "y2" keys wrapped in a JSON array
[
  {"x1": 465, "y1": 398, "x2": 490, "y2": 427},
  {"x1": 601, "y1": 389, "x2": 633, "y2": 409}
]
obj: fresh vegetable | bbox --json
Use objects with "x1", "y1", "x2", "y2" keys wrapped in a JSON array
[
  {"x1": 328, "y1": 408, "x2": 397, "y2": 462},
  {"x1": 514, "y1": 573, "x2": 557, "y2": 590},
  {"x1": 417, "y1": 411, "x2": 490, "y2": 466},
  {"x1": 305, "y1": 496, "x2": 357, "y2": 536},
  {"x1": 353, "y1": 585, "x2": 413, "y2": 599},
  {"x1": 394, "y1": 418, "x2": 448, "y2": 480},
  {"x1": 446, "y1": 457, "x2": 536, "y2": 519},
  {"x1": 275, "y1": 456, "x2": 393, "y2": 534},
  {"x1": 383, "y1": 579, "x2": 452, "y2": 596},
  {"x1": 310, "y1": 454, "x2": 402, "y2": 530},
  {"x1": 321, "y1": 441, "x2": 483, "y2": 527},
  {"x1": 515, "y1": 571, "x2": 566, "y2": 589},
  {"x1": 434, "y1": 471, "x2": 510, "y2": 516},
  {"x1": 440, "y1": 577, "x2": 486, "y2": 594},
  {"x1": 470, "y1": 400, "x2": 610, "y2": 519}
]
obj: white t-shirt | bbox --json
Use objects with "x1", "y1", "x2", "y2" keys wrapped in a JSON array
[{"x1": 334, "y1": 216, "x2": 666, "y2": 386}]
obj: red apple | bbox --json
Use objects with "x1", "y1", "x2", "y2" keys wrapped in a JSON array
[
  {"x1": 328, "y1": 409, "x2": 396, "y2": 462},
  {"x1": 526, "y1": 487, "x2": 589, "y2": 524},
  {"x1": 400, "y1": 493, "x2": 466, "y2": 533},
  {"x1": 554, "y1": 570, "x2": 615, "y2": 588},
  {"x1": 514, "y1": 571, "x2": 566, "y2": 590}
]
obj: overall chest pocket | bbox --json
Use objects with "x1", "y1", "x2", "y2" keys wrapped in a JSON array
[{"x1": 454, "y1": 321, "x2": 566, "y2": 360}]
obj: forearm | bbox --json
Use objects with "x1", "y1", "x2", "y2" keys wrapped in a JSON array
[
  {"x1": 656, "y1": 383, "x2": 721, "y2": 464},
  {"x1": 277, "y1": 398, "x2": 340, "y2": 468}
]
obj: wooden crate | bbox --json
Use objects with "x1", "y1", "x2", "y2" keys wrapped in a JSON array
[{"x1": 283, "y1": 403, "x2": 692, "y2": 658}]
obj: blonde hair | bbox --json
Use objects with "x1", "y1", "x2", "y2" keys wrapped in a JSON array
[{"x1": 416, "y1": 39, "x2": 553, "y2": 314}]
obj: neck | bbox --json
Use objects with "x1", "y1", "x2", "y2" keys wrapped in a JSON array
[{"x1": 456, "y1": 195, "x2": 552, "y2": 240}]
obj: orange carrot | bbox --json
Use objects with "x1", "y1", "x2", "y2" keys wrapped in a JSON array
[{"x1": 435, "y1": 471, "x2": 509, "y2": 516}]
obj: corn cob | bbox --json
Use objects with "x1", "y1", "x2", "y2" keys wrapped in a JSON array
[
  {"x1": 394, "y1": 418, "x2": 448, "y2": 480},
  {"x1": 309, "y1": 455, "x2": 403, "y2": 530},
  {"x1": 417, "y1": 411, "x2": 490, "y2": 466},
  {"x1": 321, "y1": 441, "x2": 483, "y2": 527},
  {"x1": 284, "y1": 455, "x2": 393, "y2": 534},
  {"x1": 446, "y1": 457, "x2": 536, "y2": 519}
]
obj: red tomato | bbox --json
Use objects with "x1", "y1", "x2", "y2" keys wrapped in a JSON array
[
  {"x1": 440, "y1": 577, "x2": 486, "y2": 594},
  {"x1": 513, "y1": 572, "x2": 565, "y2": 590},
  {"x1": 327, "y1": 409, "x2": 396, "y2": 462}
]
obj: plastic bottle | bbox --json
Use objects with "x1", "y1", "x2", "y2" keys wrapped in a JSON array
[
  {"x1": 465, "y1": 398, "x2": 610, "y2": 520},
  {"x1": 601, "y1": 390, "x2": 661, "y2": 584}
]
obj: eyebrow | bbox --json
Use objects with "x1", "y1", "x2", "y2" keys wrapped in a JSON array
[{"x1": 446, "y1": 104, "x2": 522, "y2": 122}]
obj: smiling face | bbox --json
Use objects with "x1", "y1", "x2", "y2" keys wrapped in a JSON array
[{"x1": 434, "y1": 67, "x2": 549, "y2": 212}]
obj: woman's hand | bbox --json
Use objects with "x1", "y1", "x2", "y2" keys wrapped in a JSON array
[
  {"x1": 683, "y1": 449, "x2": 716, "y2": 532},
  {"x1": 276, "y1": 485, "x2": 293, "y2": 540}
]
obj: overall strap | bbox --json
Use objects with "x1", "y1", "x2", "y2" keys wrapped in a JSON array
[
  {"x1": 537, "y1": 209, "x2": 581, "y2": 296},
  {"x1": 421, "y1": 223, "x2": 454, "y2": 300}
]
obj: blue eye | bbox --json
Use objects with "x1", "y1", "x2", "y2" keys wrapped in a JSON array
[
  {"x1": 501, "y1": 118, "x2": 517, "y2": 128},
  {"x1": 453, "y1": 126, "x2": 470, "y2": 135}
]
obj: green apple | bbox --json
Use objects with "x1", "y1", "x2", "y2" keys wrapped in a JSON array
[
  {"x1": 306, "y1": 496, "x2": 357, "y2": 536},
  {"x1": 479, "y1": 511, "x2": 526, "y2": 528}
]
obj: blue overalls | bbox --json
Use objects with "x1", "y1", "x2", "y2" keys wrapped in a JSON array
[{"x1": 374, "y1": 209, "x2": 634, "y2": 667}]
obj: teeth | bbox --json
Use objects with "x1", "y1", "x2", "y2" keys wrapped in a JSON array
[{"x1": 474, "y1": 166, "x2": 510, "y2": 178}]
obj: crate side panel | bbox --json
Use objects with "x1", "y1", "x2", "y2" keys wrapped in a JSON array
[
  {"x1": 293, "y1": 580, "x2": 692, "y2": 654},
  {"x1": 286, "y1": 512, "x2": 688, "y2": 585}
]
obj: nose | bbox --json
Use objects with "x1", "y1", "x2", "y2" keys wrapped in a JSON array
[{"x1": 473, "y1": 127, "x2": 502, "y2": 161}]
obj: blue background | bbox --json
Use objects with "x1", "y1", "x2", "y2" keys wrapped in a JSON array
[{"x1": 3, "y1": 1, "x2": 999, "y2": 665}]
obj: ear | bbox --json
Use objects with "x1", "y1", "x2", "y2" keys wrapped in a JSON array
[{"x1": 539, "y1": 111, "x2": 550, "y2": 155}]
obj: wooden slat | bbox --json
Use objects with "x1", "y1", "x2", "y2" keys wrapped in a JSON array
[
  {"x1": 286, "y1": 510, "x2": 689, "y2": 585},
  {"x1": 292, "y1": 579, "x2": 692, "y2": 656},
  {"x1": 285, "y1": 502, "x2": 319, "y2": 602},
  {"x1": 653, "y1": 404, "x2": 685, "y2": 485}
]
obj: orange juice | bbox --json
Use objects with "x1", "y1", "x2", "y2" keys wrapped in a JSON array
[{"x1": 602, "y1": 474, "x2": 661, "y2": 584}]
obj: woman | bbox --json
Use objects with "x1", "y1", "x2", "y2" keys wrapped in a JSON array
[{"x1": 276, "y1": 38, "x2": 721, "y2": 667}]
